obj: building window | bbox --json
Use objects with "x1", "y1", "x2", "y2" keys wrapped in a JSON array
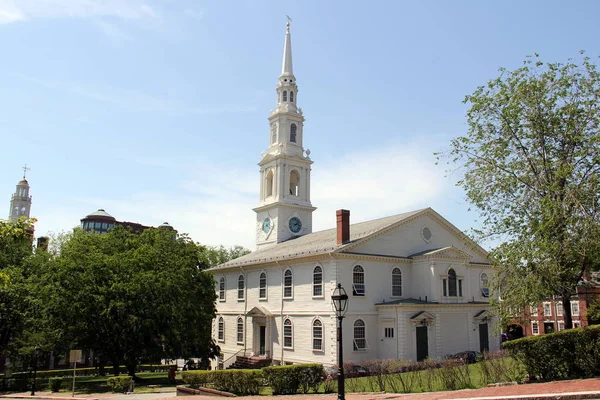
[
  {"x1": 571, "y1": 301, "x2": 580, "y2": 316},
  {"x1": 574, "y1": 321, "x2": 581, "y2": 328},
  {"x1": 259, "y1": 272, "x2": 267, "y2": 300},
  {"x1": 219, "y1": 277, "x2": 226, "y2": 301},
  {"x1": 238, "y1": 275, "x2": 245, "y2": 300},
  {"x1": 532, "y1": 322, "x2": 539, "y2": 335},
  {"x1": 289, "y1": 170, "x2": 299, "y2": 196},
  {"x1": 392, "y1": 268, "x2": 402, "y2": 297},
  {"x1": 530, "y1": 305, "x2": 538, "y2": 316},
  {"x1": 290, "y1": 91, "x2": 294, "y2": 102},
  {"x1": 558, "y1": 322, "x2": 565, "y2": 331},
  {"x1": 313, "y1": 266, "x2": 323, "y2": 297},
  {"x1": 290, "y1": 123, "x2": 297, "y2": 143},
  {"x1": 384, "y1": 327, "x2": 394, "y2": 338},
  {"x1": 283, "y1": 318, "x2": 293, "y2": 348},
  {"x1": 353, "y1": 265, "x2": 365, "y2": 296},
  {"x1": 480, "y1": 272, "x2": 490, "y2": 297},
  {"x1": 312, "y1": 319, "x2": 323, "y2": 351},
  {"x1": 458, "y1": 279, "x2": 463, "y2": 297},
  {"x1": 282, "y1": 90, "x2": 287, "y2": 102},
  {"x1": 556, "y1": 302, "x2": 563, "y2": 316},
  {"x1": 266, "y1": 170, "x2": 274, "y2": 197},
  {"x1": 237, "y1": 317, "x2": 244, "y2": 344},
  {"x1": 448, "y1": 269, "x2": 457, "y2": 297},
  {"x1": 543, "y1": 302, "x2": 552, "y2": 317},
  {"x1": 443, "y1": 278, "x2": 447, "y2": 297},
  {"x1": 283, "y1": 269, "x2": 293, "y2": 299},
  {"x1": 218, "y1": 317, "x2": 224, "y2": 341},
  {"x1": 353, "y1": 319, "x2": 367, "y2": 351}
]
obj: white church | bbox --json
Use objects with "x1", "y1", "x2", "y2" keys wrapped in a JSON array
[{"x1": 210, "y1": 23, "x2": 499, "y2": 369}]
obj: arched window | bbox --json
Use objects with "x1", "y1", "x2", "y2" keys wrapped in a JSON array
[
  {"x1": 392, "y1": 268, "x2": 402, "y2": 297},
  {"x1": 290, "y1": 123, "x2": 297, "y2": 143},
  {"x1": 290, "y1": 91, "x2": 294, "y2": 102},
  {"x1": 353, "y1": 319, "x2": 366, "y2": 350},
  {"x1": 259, "y1": 272, "x2": 267, "y2": 299},
  {"x1": 313, "y1": 266, "x2": 323, "y2": 297},
  {"x1": 237, "y1": 317, "x2": 244, "y2": 343},
  {"x1": 283, "y1": 318, "x2": 293, "y2": 348},
  {"x1": 218, "y1": 317, "x2": 224, "y2": 341},
  {"x1": 480, "y1": 272, "x2": 490, "y2": 297},
  {"x1": 448, "y1": 269, "x2": 457, "y2": 297},
  {"x1": 282, "y1": 90, "x2": 288, "y2": 102},
  {"x1": 312, "y1": 319, "x2": 323, "y2": 351},
  {"x1": 283, "y1": 269, "x2": 293, "y2": 298},
  {"x1": 238, "y1": 275, "x2": 245, "y2": 300},
  {"x1": 289, "y1": 170, "x2": 299, "y2": 196},
  {"x1": 219, "y1": 277, "x2": 226, "y2": 301},
  {"x1": 266, "y1": 170, "x2": 274, "y2": 197},
  {"x1": 353, "y1": 265, "x2": 365, "y2": 296}
]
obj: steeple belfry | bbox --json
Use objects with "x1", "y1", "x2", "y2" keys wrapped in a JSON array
[
  {"x1": 9, "y1": 166, "x2": 32, "y2": 221},
  {"x1": 253, "y1": 21, "x2": 316, "y2": 249}
]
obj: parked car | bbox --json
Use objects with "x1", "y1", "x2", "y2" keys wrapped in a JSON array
[
  {"x1": 346, "y1": 364, "x2": 369, "y2": 378},
  {"x1": 446, "y1": 350, "x2": 478, "y2": 364}
]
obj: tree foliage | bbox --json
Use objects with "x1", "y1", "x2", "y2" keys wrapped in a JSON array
[
  {"x1": 445, "y1": 53, "x2": 600, "y2": 328},
  {"x1": 199, "y1": 245, "x2": 250, "y2": 267}
]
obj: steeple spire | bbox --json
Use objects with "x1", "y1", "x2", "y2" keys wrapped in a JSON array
[{"x1": 280, "y1": 19, "x2": 294, "y2": 78}]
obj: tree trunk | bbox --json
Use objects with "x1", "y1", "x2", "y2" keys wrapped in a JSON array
[
  {"x1": 126, "y1": 362, "x2": 136, "y2": 378},
  {"x1": 112, "y1": 359, "x2": 120, "y2": 376},
  {"x1": 562, "y1": 293, "x2": 573, "y2": 329}
]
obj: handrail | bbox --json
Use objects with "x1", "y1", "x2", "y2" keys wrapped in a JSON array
[{"x1": 218, "y1": 349, "x2": 246, "y2": 370}]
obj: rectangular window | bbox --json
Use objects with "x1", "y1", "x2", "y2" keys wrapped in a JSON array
[
  {"x1": 556, "y1": 302, "x2": 563, "y2": 316},
  {"x1": 458, "y1": 280, "x2": 463, "y2": 297},
  {"x1": 571, "y1": 301, "x2": 580, "y2": 316},
  {"x1": 530, "y1": 306, "x2": 538, "y2": 316},
  {"x1": 259, "y1": 274, "x2": 267, "y2": 300},
  {"x1": 532, "y1": 322, "x2": 539, "y2": 335},
  {"x1": 284, "y1": 325, "x2": 293, "y2": 348},
  {"x1": 558, "y1": 322, "x2": 565, "y2": 331},
  {"x1": 384, "y1": 328, "x2": 394, "y2": 338},
  {"x1": 352, "y1": 283, "x2": 365, "y2": 296},
  {"x1": 481, "y1": 288, "x2": 490, "y2": 298},
  {"x1": 283, "y1": 271, "x2": 293, "y2": 299},
  {"x1": 443, "y1": 279, "x2": 447, "y2": 296},
  {"x1": 237, "y1": 321, "x2": 243, "y2": 344},
  {"x1": 543, "y1": 303, "x2": 552, "y2": 317},
  {"x1": 312, "y1": 325, "x2": 323, "y2": 351}
]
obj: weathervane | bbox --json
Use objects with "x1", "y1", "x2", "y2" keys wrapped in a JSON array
[
  {"x1": 286, "y1": 15, "x2": 292, "y2": 29},
  {"x1": 22, "y1": 164, "x2": 30, "y2": 179}
]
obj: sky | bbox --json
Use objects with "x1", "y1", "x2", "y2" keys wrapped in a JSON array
[{"x1": 1, "y1": 0, "x2": 599, "y2": 250}]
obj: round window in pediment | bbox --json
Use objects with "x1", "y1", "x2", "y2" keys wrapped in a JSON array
[{"x1": 421, "y1": 226, "x2": 432, "y2": 243}]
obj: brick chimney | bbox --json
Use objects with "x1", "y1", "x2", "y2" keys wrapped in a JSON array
[{"x1": 336, "y1": 209, "x2": 350, "y2": 245}]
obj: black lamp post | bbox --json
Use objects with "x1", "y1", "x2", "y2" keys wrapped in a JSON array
[
  {"x1": 31, "y1": 345, "x2": 39, "y2": 396},
  {"x1": 331, "y1": 283, "x2": 348, "y2": 400}
]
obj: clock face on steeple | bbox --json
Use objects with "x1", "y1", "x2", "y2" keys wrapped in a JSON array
[
  {"x1": 288, "y1": 217, "x2": 302, "y2": 233},
  {"x1": 262, "y1": 217, "x2": 272, "y2": 233}
]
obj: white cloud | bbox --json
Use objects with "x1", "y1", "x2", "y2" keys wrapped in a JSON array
[
  {"x1": 0, "y1": 0, "x2": 158, "y2": 24},
  {"x1": 35, "y1": 138, "x2": 450, "y2": 251}
]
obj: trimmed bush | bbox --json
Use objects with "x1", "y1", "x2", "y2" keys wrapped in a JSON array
[
  {"x1": 49, "y1": 377, "x2": 63, "y2": 392},
  {"x1": 181, "y1": 369, "x2": 262, "y2": 395},
  {"x1": 263, "y1": 364, "x2": 324, "y2": 395},
  {"x1": 107, "y1": 376, "x2": 133, "y2": 393},
  {"x1": 503, "y1": 324, "x2": 600, "y2": 380}
]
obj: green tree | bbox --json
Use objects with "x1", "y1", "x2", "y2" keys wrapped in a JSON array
[
  {"x1": 43, "y1": 226, "x2": 218, "y2": 376},
  {"x1": 445, "y1": 53, "x2": 600, "y2": 329},
  {"x1": 199, "y1": 244, "x2": 250, "y2": 267}
]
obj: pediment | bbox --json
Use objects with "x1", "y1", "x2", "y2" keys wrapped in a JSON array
[
  {"x1": 474, "y1": 310, "x2": 492, "y2": 321},
  {"x1": 410, "y1": 246, "x2": 471, "y2": 261},
  {"x1": 247, "y1": 306, "x2": 272, "y2": 317},
  {"x1": 409, "y1": 311, "x2": 435, "y2": 326}
]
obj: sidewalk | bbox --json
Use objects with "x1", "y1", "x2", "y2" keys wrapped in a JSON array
[{"x1": 2, "y1": 378, "x2": 600, "y2": 400}]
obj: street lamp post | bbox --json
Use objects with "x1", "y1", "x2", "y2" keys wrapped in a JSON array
[{"x1": 331, "y1": 283, "x2": 348, "y2": 400}]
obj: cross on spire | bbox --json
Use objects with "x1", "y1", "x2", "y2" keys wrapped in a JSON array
[{"x1": 22, "y1": 164, "x2": 30, "y2": 179}]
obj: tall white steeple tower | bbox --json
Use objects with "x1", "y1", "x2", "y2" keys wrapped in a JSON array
[
  {"x1": 254, "y1": 21, "x2": 316, "y2": 248},
  {"x1": 9, "y1": 165, "x2": 32, "y2": 221}
]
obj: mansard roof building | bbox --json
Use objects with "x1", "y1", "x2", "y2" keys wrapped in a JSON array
[{"x1": 210, "y1": 23, "x2": 499, "y2": 369}]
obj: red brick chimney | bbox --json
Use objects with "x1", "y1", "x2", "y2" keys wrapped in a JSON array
[{"x1": 336, "y1": 209, "x2": 350, "y2": 245}]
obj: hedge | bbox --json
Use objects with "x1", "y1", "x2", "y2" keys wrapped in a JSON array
[
  {"x1": 181, "y1": 369, "x2": 262, "y2": 395},
  {"x1": 503, "y1": 324, "x2": 600, "y2": 380},
  {"x1": 107, "y1": 376, "x2": 133, "y2": 393},
  {"x1": 262, "y1": 364, "x2": 324, "y2": 395}
]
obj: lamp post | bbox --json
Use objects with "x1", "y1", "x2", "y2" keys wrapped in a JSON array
[
  {"x1": 331, "y1": 283, "x2": 348, "y2": 400},
  {"x1": 31, "y1": 345, "x2": 39, "y2": 396}
]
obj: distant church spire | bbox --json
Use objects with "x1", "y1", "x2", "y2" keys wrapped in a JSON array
[
  {"x1": 253, "y1": 21, "x2": 316, "y2": 248},
  {"x1": 9, "y1": 168, "x2": 32, "y2": 221}
]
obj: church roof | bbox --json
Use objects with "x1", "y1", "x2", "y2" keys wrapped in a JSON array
[{"x1": 211, "y1": 208, "x2": 427, "y2": 270}]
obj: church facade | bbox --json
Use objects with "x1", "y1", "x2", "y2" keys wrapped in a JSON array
[{"x1": 210, "y1": 23, "x2": 498, "y2": 369}]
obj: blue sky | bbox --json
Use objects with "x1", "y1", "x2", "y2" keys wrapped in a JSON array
[{"x1": 1, "y1": 0, "x2": 599, "y2": 250}]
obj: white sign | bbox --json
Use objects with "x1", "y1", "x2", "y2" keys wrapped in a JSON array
[{"x1": 69, "y1": 350, "x2": 83, "y2": 364}]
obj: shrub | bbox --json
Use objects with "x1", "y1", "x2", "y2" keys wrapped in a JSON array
[
  {"x1": 263, "y1": 364, "x2": 324, "y2": 395},
  {"x1": 181, "y1": 369, "x2": 262, "y2": 395},
  {"x1": 504, "y1": 324, "x2": 600, "y2": 380},
  {"x1": 49, "y1": 377, "x2": 63, "y2": 392},
  {"x1": 107, "y1": 376, "x2": 132, "y2": 393}
]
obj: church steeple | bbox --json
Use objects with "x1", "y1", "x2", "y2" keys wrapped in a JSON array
[
  {"x1": 253, "y1": 21, "x2": 316, "y2": 249},
  {"x1": 9, "y1": 165, "x2": 32, "y2": 221}
]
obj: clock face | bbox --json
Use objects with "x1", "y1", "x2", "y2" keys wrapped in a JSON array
[
  {"x1": 288, "y1": 217, "x2": 302, "y2": 233},
  {"x1": 262, "y1": 218, "x2": 271, "y2": 233}
]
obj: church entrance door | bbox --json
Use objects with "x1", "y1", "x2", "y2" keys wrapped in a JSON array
[
  {"x1": 416, "y1": 326, "x2": 428, "y2": 361},
  {"x1": 479, "y1": 323, "x2": 489, "y2": 352},
  {"x1": 259, "y1": 325, "x2": 266, "y2": 356}
]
